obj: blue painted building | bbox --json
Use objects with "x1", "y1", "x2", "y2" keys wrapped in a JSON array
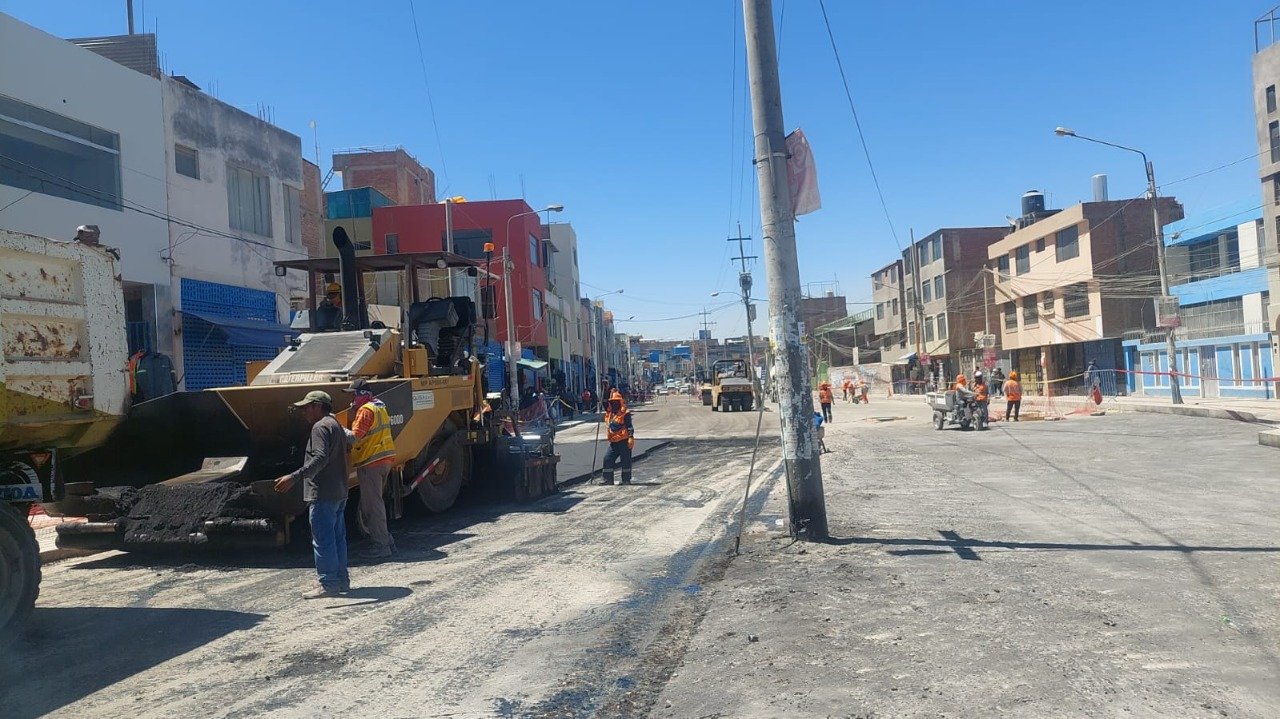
[{"x1": 1124, "y1": 199, "x2": 1275, "y2": 398}]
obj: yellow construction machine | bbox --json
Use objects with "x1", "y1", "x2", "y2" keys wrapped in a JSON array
[{"x1": 54, "y1": 229, "x2": 557, "y2": 552}]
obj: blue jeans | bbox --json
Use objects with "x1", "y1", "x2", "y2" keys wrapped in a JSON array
[{"x1": 309, "y1": 499, "x2": 348, "y2": 589}]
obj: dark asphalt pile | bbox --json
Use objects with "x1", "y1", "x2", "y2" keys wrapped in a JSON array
[{"x1": 122, "y1": 482, "x2": 257, "y2": 544}]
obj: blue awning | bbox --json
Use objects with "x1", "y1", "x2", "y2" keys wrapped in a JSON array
[{"x1": 185, "y1": 312, "x2": 299, "y2": 347}]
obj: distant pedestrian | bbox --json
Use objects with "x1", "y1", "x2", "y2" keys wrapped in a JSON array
[
  {"x1": 858, "y1": 376, "x2": 869, "y2": 404},
  {"x1": 274, "y1": 391, "x2": 350, "y2": 598},
  {"x1": 818, "y1": 382, "x2": 834, "y2": 423},
  {"x1": 1084, "y1": 359, "x2": 1100, "y2": 393},
  {"x1": 345, "y1": 378, "x2": 396, "y2": 561},
  {"x1": 814, "y1": 410, "x2": 829, "y2": 454},
  {"x1": 991, "y1": 367, "x2": 1005, "y2": 397},
  {"x1": 1005, "y1": 371, "x2": 1023, "y2": 422},
  {"x1": 842, "y1": 377, "x2": 853, "y2": 402}
]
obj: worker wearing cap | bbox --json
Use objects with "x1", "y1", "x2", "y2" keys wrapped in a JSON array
[
  {"x1": 346, "y1": 378, "x2": 396, "y2": 559},
  {"x1": 274, "y1": 390, "x2": 351, "y2": 598},
  {"x1": 601, "y1": 389, "x2": 635, "y2": 485}
]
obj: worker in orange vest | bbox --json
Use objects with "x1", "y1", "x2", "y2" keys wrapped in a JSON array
[
  {"x1": 841, "y1": 377, "x2": 854, "y2": 402},
  {"x1": 818, "y1": 382, "x2": 834, "y2": 422},
  {"x1": 601, "y1": 390, "x2": 635, "y2": 485},
  {"x1": 858, "y1": 376, "x2": 869, "y2": 405},
  {"x1": 1004, "y1": 371, "x2": 1023, "y2": 422}
]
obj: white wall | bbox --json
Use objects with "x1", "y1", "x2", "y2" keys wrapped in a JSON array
[
  {"x1": 547, "y1": 223, "x2": 582, "y2": 358},
  {"x1": 0, "y1": 14, "x2": 170, "y2": 287},
  {"x1": 162, "y1": 76, "x2": 306, "y2": 329}
]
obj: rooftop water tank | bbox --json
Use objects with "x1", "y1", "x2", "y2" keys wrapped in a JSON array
[{"x1": 1021, "y1": 190, "x2": 1046, "y2": 217}]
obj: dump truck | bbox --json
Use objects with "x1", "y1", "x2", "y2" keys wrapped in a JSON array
[
  {"x1": 1, "y1": 228, "x2": 129, "y2": 633},
  {"x1": 706, "y1": 358, "x2": 754, "y2": 412},
  {"x1": 53, "y1": 228, "x2": 557, "y2": 554}
]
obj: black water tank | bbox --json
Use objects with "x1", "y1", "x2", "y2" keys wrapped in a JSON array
[{"x1": 1021, "y1": 190, "x2": 1046, "y2": 216}]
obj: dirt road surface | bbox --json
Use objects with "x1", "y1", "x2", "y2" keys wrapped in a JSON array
[{"x1": 1, "y1": 396, "x2": 775, "y2": 718}]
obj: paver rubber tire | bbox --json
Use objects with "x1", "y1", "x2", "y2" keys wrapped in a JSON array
[
  {"x1": 0, "y1": 503, "x2": 40, "y2": 637},
  {"x1": 415, "y1": 434, "x2": 470, "y2": 513},
  {"x1": 934, "y1": 411, "x2": 945, "y2": 430}
]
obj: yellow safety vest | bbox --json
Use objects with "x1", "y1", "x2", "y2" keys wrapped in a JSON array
[{"x1": 352, "y1": 400, "x2": 397, "y2": 467}]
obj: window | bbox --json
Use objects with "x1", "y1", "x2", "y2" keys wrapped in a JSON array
[
  {"x1": 1042, "y1": 292, "x2": 1054, "y2": 312},
  {"x1": 1274, "y1": 177, "x2": 1280, "y2": 206},
  {"x1": 174, "y1": 144, "x2": 199, "y2": 179},
  {"x1": 936, "y1": 313, "x2": 947, "y2": 338},
  {"x1": 917, "y1": 243, "x2": 928, "y2": 268},
  {"x1": 1055, "y1": 225, "x2": 1079, "y2": 262},
  {"x1": 907, "y1": 321, "x2": 916, "y2": 344},
  {"x1": 227, "y1": 164, "x2": 272, "y2": 236},
  {"x1": 1188, "y1": 238, "x2": 1220, "y2": 280},
  {"x1": 934, "y1": 275, "x2": 944, "y2": 299},
  {"x1": 384, "y1": 233, "x2": 400, "y2": 254},
  {"x1": 1003, "y1": 302, "x2": 1017, "y2": 330},
  {"x1": 1260, "y1": 220, "x2": 1268, "y2": 262},
  {"x1": 1022, "y1": 295, "x2": 1039, "y2": 325},
  {"x1": 0, "y1": 94, "x2": 122, "y2": 210},
  {"x1": 922, "y1": 281, "x2": 932, "y2": 303},
  {"x1": 1268, "y1": 85, "x2": 1277, "y2": 113},
  {"x1": 529, "y1": 234, "x2": 539, "y2": 266},
  {"x1": 1226, "y1": 234, "x2": 1240, "y2": 271},
  {"x1": 924, "y1": 316, "x2": 935, "y2": 343},
  {"x1": 1063, "y1": 283, "x2": 1090, "y2": 318},
  {"x1": 532, "y1": 289, "x2": 544, "y2": 321},
  {"x1": 891, "y1": 297, "x2": 899, "y2": 316},
  {"x1": 549, "y1": 313, "x2": 559, "y2": 338},
  {"x1": 931, "y1": 237, "x2": 942, "y2": 263},
  {"x1": 284, "y1": 185, "x2": 301, "y2": 244},
  {"x1": 448, "y1": 228, "x2": 492, "y2": 260},
  {"x1": 1035, "y1": 238, "x2": 1045, "y2": 252},
  {"x1": 876, "y1": 303, "x2": 885, "y2": 320},
  {"x1": 1270, "y1": 121, "x2": 1280, "y2": 163},
  {"x1": 997, "y1": 254, "x2": 1010, "y2": 280},
  {"x1": 1016, "y1": 245, "x2": 1030, "y2": 274}
]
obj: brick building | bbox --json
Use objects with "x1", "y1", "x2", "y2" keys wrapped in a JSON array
[{"x1": 332, "y1": 147, "x2": 436, "y2": 206}]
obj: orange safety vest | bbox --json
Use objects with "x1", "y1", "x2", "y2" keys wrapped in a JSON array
[
  {"x1": 352, "y1": 400, "x2": 397, "y2": 467},
  {"x1": 606, "y1": 409, "x2": 632, "y2": 443},
  {"x1": 818, "y1": 387, "x2": 834, "y2": 403},
  {"x1": 1005, "y1": 380, "x2": 1022, "y2": 402},
  {"x1": 974, "y1": 382, "x2": 988, "y2": 402}
]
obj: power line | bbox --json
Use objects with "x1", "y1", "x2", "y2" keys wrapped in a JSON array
[{"x1": 407, "y1": 0, "x2": 451, "y2": 193}]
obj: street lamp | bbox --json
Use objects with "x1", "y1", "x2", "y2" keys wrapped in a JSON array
[
  {"x1": 590, "y1": 290, "x2": 623, "y2": 410},
  {"x1": 502, "y1": 204, "x2": 564, "y2": 408},
  {"x1": 1055, "y1": 127, "x2": 1182, "y2": 405}
]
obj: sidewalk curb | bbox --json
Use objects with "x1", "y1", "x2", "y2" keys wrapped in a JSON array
[
  {"x1": 1126, "y1": 403, "x2": 1260, "y2": 424},
  {"x1": 557, "y1": 440, "x2": 674, "y2": 488},
  {"x1": 1259, "y1": 429, "x2": 1280, "y2": 449}
]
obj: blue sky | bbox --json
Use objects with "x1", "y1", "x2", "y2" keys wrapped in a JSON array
[{"x1": 3, "y1": 1, "x2": 1267, "y2": 340}]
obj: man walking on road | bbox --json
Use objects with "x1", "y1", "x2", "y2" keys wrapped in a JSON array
[
  {"x1": 274, "y1": 391, "x2": 351, "y2": 598},
  {"x1": 818, "y1": 382, "x2": 834, "y2": 422},
  {"x1": 601, "y1": 389, "x2": 635, "y2": 485},
  {"x1": 345, "y1": 378, "x2": 396, "y2": 560}
]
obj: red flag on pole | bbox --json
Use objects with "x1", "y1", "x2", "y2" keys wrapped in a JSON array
[{"x1": 785, "y1": 128, "x2": 821, "y2": 216}]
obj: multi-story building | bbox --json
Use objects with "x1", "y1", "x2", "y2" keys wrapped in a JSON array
[
  {"x1": 544, "y1": 222, "x2": 586, "y2": 394},
  {"x1": 871, "y1": 259, "x2": 907, "y2": 360},
  {"x1": 0, "y1": 17, "x2": 307, "y2": 390},
  {"x1": 332, "y1": 147, "x2": 436, "y2": 206},
  {"x1": 798, "y1": 288, "x2": 847, "y2": 338},
  {"x1": 988, "y1": 193, "x2": 1182, "y2": 393},
  {"x1": 1124, "y1": 200, "x2": 1273, "y2": 398},
  {"x1": 1251, "y1": 12, "x2": 1280, "y2": 382},
  {"x1": 903, "y1": 226, "x2": 1007, "y2": 380}
]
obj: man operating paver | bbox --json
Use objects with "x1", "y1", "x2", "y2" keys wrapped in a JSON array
[
  {"x1": 345, "y1": 378, "x2": 396, "y2": 560},
  {"x1": 274, "y1": 390, "x2": 351, "y2": 598}
]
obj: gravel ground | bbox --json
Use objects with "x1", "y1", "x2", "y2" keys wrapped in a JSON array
[{"x1": 656, "y1": 401, "x2": 1280, "y2": 718}]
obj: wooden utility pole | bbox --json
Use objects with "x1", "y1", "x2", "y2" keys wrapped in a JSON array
[{"x1": 743, "y1": 0, "x2": 828, "y2": 540}]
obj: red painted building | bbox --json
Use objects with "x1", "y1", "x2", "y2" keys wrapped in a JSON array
[{"x1": 372, "y1": 199, "x2": 549, "y2": 351}]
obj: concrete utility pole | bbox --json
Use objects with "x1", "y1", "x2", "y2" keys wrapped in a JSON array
[
  {"x1": 908, "y1": 228, "x2": 929, "y2": 382},
  {"x1": 728, "y1": 232, "x2": 767, "y2": 405},
  {"x1": 699, "y1": 309, "x2": 717, "y2": 374},
  {"x1": 742, "y1": 0, "x2": 828, "y2": 539}
]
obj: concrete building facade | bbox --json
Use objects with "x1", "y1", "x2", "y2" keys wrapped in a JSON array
[
  {"x1": 871, "y1": 259, "x2": 907, "y2": 359},
  {"x1": 544, "y1": 222, "x2": 587, "y2": 394},
  {"x1": 1251, "y1": 14, "x2": 1280, "y2": 374},
  {"x1": 989, "y1": 197, "x2": 1182, "y2": 393}
]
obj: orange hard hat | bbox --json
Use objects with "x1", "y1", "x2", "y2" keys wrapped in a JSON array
[
  {"x1": 1008, "y1": 371, "x2": 1018, "y2": 381},
  {"x1": 610, "y1": 389, "x2": 624, "y2": 401}
]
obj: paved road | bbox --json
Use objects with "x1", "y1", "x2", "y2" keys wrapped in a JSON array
[
  {"x1": 658, "y1": 399, "x2": 1280, "y2": 718},
  {"x1": 1, "y1": 396, "x2": 774, "y2": 718}
]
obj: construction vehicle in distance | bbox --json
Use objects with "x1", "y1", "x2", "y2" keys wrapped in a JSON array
[
  {"x1": 53, "y1": 228, "x2": 558, "y2": 554},
  {"x1": 705, "y1": 358, "x2": 754, "y2": 412},
  {"x1": 1, "y1": 228, "x2": 129, "y2": 634}
]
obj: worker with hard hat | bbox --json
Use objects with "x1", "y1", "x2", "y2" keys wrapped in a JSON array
[
  {"x1": 1004, "y1": 370, "x2": 1023, "y2": 422},
  {"x1": 345, "y1": 377, "x2": 396, "y2": 560},
  {"x1": 818, "y1": 381, "x2": 834, "y2": 422},
  {"x1": 601, "y1": 389, "x2": 635, "y2": 485}
]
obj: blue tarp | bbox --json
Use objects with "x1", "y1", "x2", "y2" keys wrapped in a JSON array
[{"x1": 185, "y1": 311, "x2": 299, "y2": 347}]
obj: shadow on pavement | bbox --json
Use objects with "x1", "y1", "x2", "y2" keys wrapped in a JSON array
[
  {"x1": 322, "y1": 585, "x2": 412, "y2": 608},
  {"x1": 1, "y1": 606, "x2": 266, "y2": 719},
  {"x1": 820, "y1": 530, "x2": 1280, "y2": 558}
]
